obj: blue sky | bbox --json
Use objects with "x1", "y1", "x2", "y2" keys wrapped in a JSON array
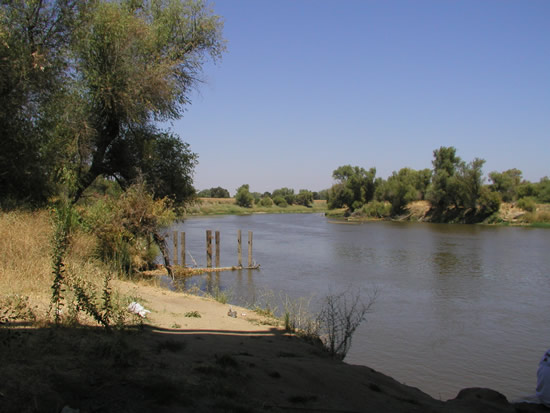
[{"x1": 173, "y1": 0, "x2": 550, "y2": 195}]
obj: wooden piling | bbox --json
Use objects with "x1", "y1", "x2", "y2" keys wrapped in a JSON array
[
  {"x1": 237, "y1": 230, "x2": 242, "y2": 267},
  {"x1": 206, "y1": 230, "x2": 212, "y2": 267},
  {"x1": 215, "y1": 230, "x2": 220, "y2": 267},
  {"x1": 180, "y1": 232, "x2": 186, "y2": 267},
  {"x1": 248, "y1": 230, "x2": 253, "y2": 267},
  {"x1": 173, "y1": 231, "x2": 178, "y2": 265}
]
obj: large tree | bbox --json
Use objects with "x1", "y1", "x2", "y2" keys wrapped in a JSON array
[
  {"x1": 0, "y1": 0, "x2": 224, "y2": 207},
  {"x1": 0, "y1": 0, "x2": 81, "y2": 206},
  {"x1": 426, "y1": 146, "x2": 463, "y2": 210},
  {"x1": 489, "y1": 168, "x2": 523, "y2": 202},
  {"x1": 376, "y1": 168, "x2": 426, "y2": 215},
  {"x1": 69, "y1": 0, "x2": 224, "y2": 203},
  {"x1": 328, "y1": 165, "x2": 377, "y2": 211},
  {"x1": 427, "y1": 146, "x2": 487, "y2": 213}
]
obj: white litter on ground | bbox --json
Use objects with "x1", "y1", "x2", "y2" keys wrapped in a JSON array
[{"x1": 127, "y1": 302, "x2": 151, "y2": 318}]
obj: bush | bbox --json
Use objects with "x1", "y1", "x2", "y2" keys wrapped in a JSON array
[
  {"x1": 362, "y1": 201, "x2": 391, "y2": 218},
  {"x1": 259, "y1": 197, "x2": 273, "y2": 207},
  {"x1": 517, "y1": 197, "x2": 536, "y2": 212},
  {"x1": 477, "y1": 187, "x2": 502, "y2": 217},
  {"x1": 296, "y1": 190, "x2": 314, "y2": 207},
  {"x1": 273, "y1": 196, "x2": 288, "y2": 207},
  {"x1": 235, "y1": 184, "x2": 253, "y2": 208},
  {"x1": 83, "y1": 182, "x2": 175, "y2": 274},
  {"x1": 523, "y1": 211, "x2": 550, "y2": 224}
]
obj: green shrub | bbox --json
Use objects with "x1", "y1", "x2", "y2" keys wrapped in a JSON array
[
  {"x1": 517, "y1": 197, "x2": 536, "y2": 212},
  {"x1": 83, "y1": 182, "x2": 175, "y2": 274},
  {"x1": 362, "y1": 201, "x2": 390, "y2": 218},
  {"x1": 523, "y1": 211, "x2": 550, "y2": 224},
  {"x1": 259, "y1": 197, "x2": 273, "y2": 207},
  {"x1": 477, "y1": 187, "x2": 502, "y2": 217},
  {"x1": 235, "y1": 184, "x2": 253, "y2": 208},
  {"x1": 273, "y1": 196, "x2": 288, "y2": 207}
]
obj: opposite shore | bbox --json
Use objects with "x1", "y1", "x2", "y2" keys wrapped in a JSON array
[{"x1": 190, "y1": 197, "x2": 550, "y2": 227}]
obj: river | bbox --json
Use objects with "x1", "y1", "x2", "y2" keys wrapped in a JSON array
[{"x1": 168, "y1": 213, "x2": 550, "y2": 401}]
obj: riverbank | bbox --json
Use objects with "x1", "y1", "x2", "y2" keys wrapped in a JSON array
[
  {"x1": 1, "y1": 210, "x2": 548, "y2": 412},
  {"x1": 2, "y1": 279, "x2": 549, "y2": 413},
  {"x1": 186, "y1": 198, "x2": 328, "y2": 215},
  {"x1": 327, "y1": 200, "x2": 550, "y2": 226}
]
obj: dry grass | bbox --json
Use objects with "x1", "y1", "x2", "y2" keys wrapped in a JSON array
[
  {"x1": 0, "y1": 210, "x2": 52, "y2": 297},
  {"x1": 0, "y1": 210, "x2": 128, "y2": 323},
  {"x1": 197, "y1": 197, "x2": 236, "y2": 204}
]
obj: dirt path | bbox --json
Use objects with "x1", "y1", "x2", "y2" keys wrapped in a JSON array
[{"x1": 1, "y1": 280, "x2": 548, "y2": 413}]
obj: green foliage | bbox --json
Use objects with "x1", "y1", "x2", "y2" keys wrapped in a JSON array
[
  {"x1": 456, "y1": 157, "x2": 486, "y2": 210},
  {"x1": 327, "y1": 183, "x2": 353, "y2": 209},
  {"x1": 71, "y1": 275, "x2": 113, "y2": 329},
  {"x1": 477, "y1": 186, "x2": 502, "y2": 218},
  {"x1": 235, "y1": 184, "x2": 253, "y2": 208},
  {"x1": 259, "y1": 196, "x2": 273, "y2": 207},
  {"x1": 361, "y1": 201, "x2": 391, "y2": 218},
  {"x1": 184, "y1": 311, "x2": 201, "y2": 318},
  {"x1": 376, "y1": 168, "x2": 423, "y2": 215},
  {"x1": 0, "y1": 0, "x2": 80, "y2": 207},
  {"x1": 328, "y1": 165, "x2": 377, "y2": 211},
  {"x1": 489, "y1": 169, "x2": 523, "y2": 202},
  {"x1": 517, "y1": 197, "x2": 536, "y2": 212},
  {"x1": 0, "y1": 294, "x2": 36, "y2": 324},
  {"x1": 251, "y1": 192, "x2": 262, "y2": 204},
  {"x1": 426, "y1": 147, "x2": 487, "y2": 215},
  {"x1": 426, "y1": 146, "x2": 463, "y2": 210},
  {"x1": 272, "y1": 196, "x2": 288, "y2": 207},
  {"x1": 198, "y1": 187, "x2": 230, "y2": 198},
  {"x1": 83, "y1": 182, "x2": 175, "y2": 273},
  {"x1": 537, "y1": 177, "x2": 550, "y2": 203},
  {"x1": 296, "y1": 190, "x2": 314, "y2": 207},
  {"x1": 50, "y1": 202, "x2": 75, "y2": 324},
  {"x1": 49, "y1": 197, "x2": 122, "y2": 328},
  {"x1": 1, "y1": 0, "x2": 225, "y2": 208},
  {"x1": 517, "y1": 181, "x2": 538, "y2": 200},
  {"x1": 317, "y1": 189, "x2": 329, "y2": 200},
  {"x1": 272, "y1": 188, "x2": 296, "y2": 205},
  {"x1": 523, "y1": 211, "x2": 550, "y2": 224},
  {"x1": 107, "y1": 128, "x2": 198, "y2": 206}
]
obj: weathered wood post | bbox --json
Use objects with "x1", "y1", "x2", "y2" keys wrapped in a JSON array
[
  {"x1": 248, "y1": 231, "x2": 253, "y2": 267},
  {"x1": 237, "y1": 229, "x2": 243, "y2": 267},
  {"x1": 215, "y1": 230, "x2": 220, "y2": 267},
  {"x1": 173, "y1": 231, "x2": 178, "y2": 265},
  {"x1": 206, "y1": 230, "x2": 212, "y2": 268},
  {"x1": 180, "y1": 232, "x2": 186, "y2": 267},
  {"x1": 237, "y1": 230, "x2": 242, "y2": 267}
]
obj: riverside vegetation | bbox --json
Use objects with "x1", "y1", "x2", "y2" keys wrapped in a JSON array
[
  {"x1": 0, "y1": 201, "x2": 381, "y2": 411},
  {"x1": 2, "y1": 1, "x2": 549, "y2": 410},
  {"x1": 2, "y1": 209, "x2": 548, "y2": 412}
]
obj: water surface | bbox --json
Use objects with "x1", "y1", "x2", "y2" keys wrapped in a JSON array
[{"x1": 169, "y1": 214, "x2": 550, "y2": 400}]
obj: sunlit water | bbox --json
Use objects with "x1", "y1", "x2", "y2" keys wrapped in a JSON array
[{"x1": 167, "y1": 214, "x2": 550, "y2": 400}]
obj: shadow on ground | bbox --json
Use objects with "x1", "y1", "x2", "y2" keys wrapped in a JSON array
[{"x1": 1, "y1": 323, "x2": 548, "y2": 413}]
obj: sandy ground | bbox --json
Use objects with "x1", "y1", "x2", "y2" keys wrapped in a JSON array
[{"x1": 1, "y1": 280, "x2": 549, "y2": 413}]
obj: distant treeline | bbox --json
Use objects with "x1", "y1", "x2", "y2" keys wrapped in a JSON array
[
  {"x1": 326, "y1": 146, "x2": 549, "y2": 223},
  {"x1": 203, "y1": 146, "x2": 549, "y2": 223}
]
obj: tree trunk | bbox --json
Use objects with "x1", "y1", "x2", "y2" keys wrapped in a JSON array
[{"x1": 153, "y1": 231, "x2": 173, "y2": 279}]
